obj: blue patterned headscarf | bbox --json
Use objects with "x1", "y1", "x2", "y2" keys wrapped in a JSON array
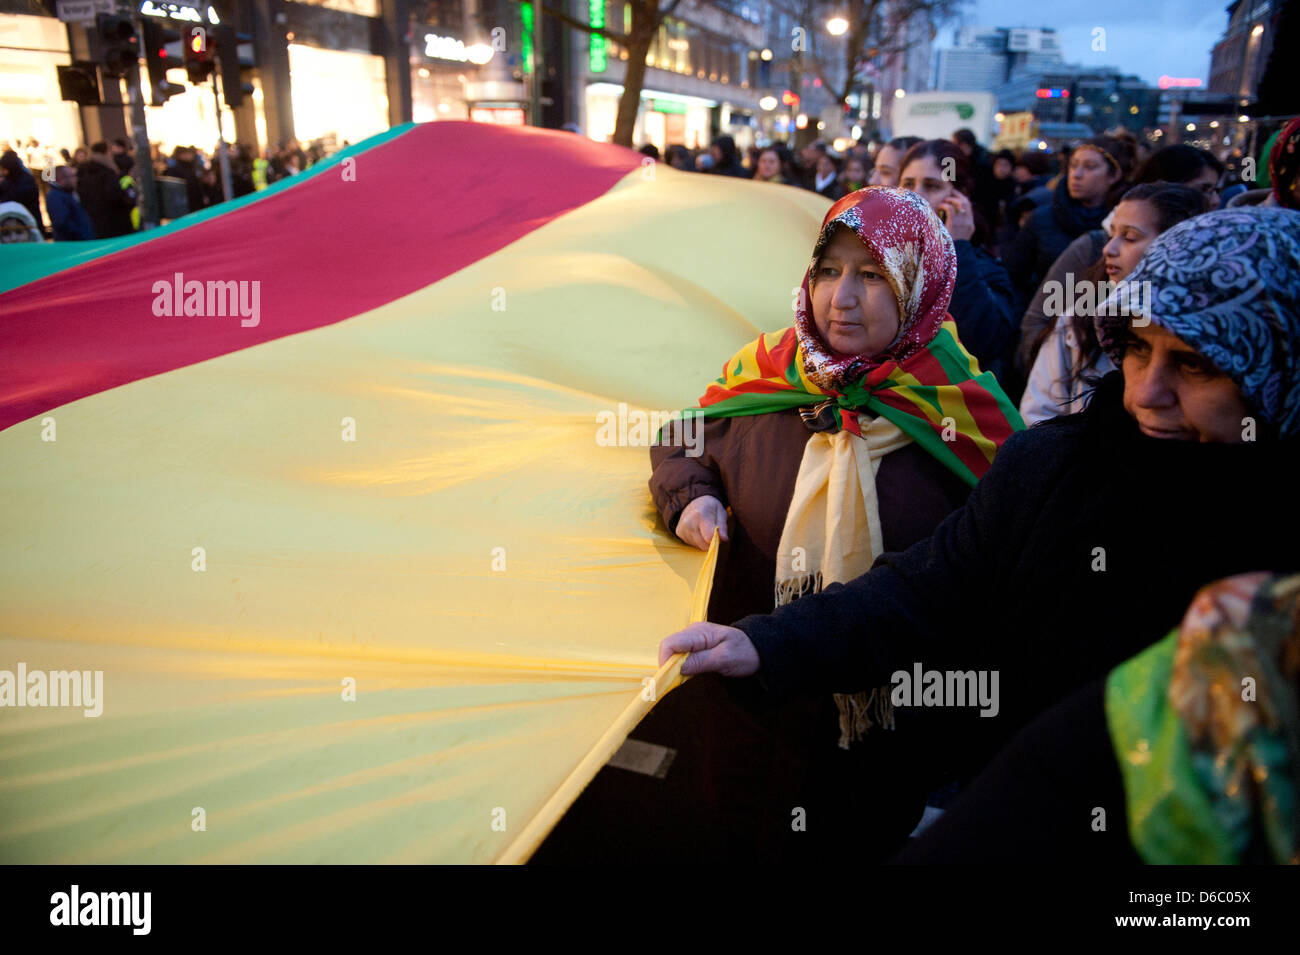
[{"x1": 1098, "y1": 208, "x2": 1300, "y2": 438}]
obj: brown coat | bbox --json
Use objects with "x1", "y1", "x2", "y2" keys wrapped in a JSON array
[{"x1": 649, "y1": 407, "x2": 971, "y2": 624}]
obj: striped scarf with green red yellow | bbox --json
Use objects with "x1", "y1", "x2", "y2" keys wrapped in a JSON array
[{"x1": 692, "y1": 319, "x2": 1024, "y2": 487}]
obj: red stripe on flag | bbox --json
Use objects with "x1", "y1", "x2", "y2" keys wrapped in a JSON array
[{"x1": 0, "y1": 122, "x2": 644, "y2": 431}]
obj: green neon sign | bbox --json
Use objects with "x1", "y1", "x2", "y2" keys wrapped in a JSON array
[
  {"x1": 590, "y1": 0, "x2": 606, "y2": 73},
  {"x1": 522, "y1": 4, "x2": 534, "y2": 74}
]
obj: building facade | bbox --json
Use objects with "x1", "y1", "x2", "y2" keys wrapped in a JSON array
[
  {"x1": 1208, "y1": 0, "x2": 1279, "y2": 105},
  {"x1": 932, "y1": 25, "x2": 1062, "y2": 92}
]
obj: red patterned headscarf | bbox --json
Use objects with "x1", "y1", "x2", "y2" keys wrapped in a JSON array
[
  {"x1": 1269, "y1": 116, "x2": 1300, "y2": 211},
  {"x1": 796, "y1": 186, "x2": 957, "y2": 390}
]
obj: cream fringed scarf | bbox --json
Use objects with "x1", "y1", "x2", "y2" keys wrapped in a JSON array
[{"x1": 774, "y1": 415, "x2": 911, "y2": 748}]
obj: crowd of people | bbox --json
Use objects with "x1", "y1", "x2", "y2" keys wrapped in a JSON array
[
  {"x1": 642, "y1": 121, "x2": 1296, "y2": 411},
  {"x1": 631, "y1": 115, "x2": 1300, "y2": 866},
  {"x1": 0, "y1": 135, "x2": 341, "y2": 244}
]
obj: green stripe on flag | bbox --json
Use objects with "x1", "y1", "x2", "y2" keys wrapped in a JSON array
[{"x1": 0, "y1": 124, "x2": 417, "y2": 296}]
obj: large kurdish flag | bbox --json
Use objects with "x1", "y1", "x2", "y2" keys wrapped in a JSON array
[{"x1": 0, "y1": 121, "x2": 832, "y2": 863}]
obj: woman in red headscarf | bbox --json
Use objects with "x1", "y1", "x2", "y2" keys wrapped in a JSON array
[{"x1": 635, "y1": 187, "x2": 1022, "y2": 862}]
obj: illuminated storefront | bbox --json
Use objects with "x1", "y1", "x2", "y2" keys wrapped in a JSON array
[
  {"x1": 585, "y1": 82, "x2": 713, "y2": 149},
  {"x1": 0, "y1": 15, "x2": 84, "y2": 165},
  {"x1": 287, "y1": 43, "x2": 387, "y2": 145},
  {"x1": 283, "y1": 0, "x2": 389, "y2": 147},
  {"x1": 411, "y1": 26, "x2": 492, "y2": 123}
]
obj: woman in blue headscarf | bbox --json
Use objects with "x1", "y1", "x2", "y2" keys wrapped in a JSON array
[{"x1": 893, "y1": 206, "x2": 1300, "y2": 862}]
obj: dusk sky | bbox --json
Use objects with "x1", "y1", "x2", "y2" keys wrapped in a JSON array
[{"x1": 932, "y1": 0, "x2": 1231, "y2": 87}]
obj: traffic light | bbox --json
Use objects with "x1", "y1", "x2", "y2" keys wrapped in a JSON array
[
  {"x1": 213, "y1": 26, "x2": 253, "y2": 108},
  {"x1": 142, "y1": 19, "x2": 185, "y2": 104},
  {"x1": 182, "y1": 24, "x2": 214, "y2": 84},
  {"x1": 95, "y1": 13, "x2": 139, "y2": 78}
]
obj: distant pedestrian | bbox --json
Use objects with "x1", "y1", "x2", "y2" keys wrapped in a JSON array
[
  {"x1": 0, "y1": 200, "x2": 43, "y2": 243},
  {"x1": 840, "y1": 156, "x2": 868, "y2": 193},
  {"x1": 1001, "y1": 135, "x2": 1133, "y2": 305},
  {"x1": 0, "y1": 149, "x2": 41, "y2": 225},
  {"x1": 709, "y1": 135, "x2": 748, "y2": 178},
  {"x1": 868, "y1": 136, "x2": 921, "y2": 188},
  {"x1": 77, "y1": 142, "x2": 134, "y2": 238},
  {"x1": 45, "y1": 166, "x2": 94, "y2": 241},
  {"x1": 753, "y1": 145, "x2": 796, "y2": 184},
  {"x1": 953, "y1": 128, "x2": 998, "y2": 225},
  {"x1": 812, "y1": 152, "x2": 844, "y2": 200},
  {"x1": 666, "y1": 145, "x2": 694, "y2": 171}
]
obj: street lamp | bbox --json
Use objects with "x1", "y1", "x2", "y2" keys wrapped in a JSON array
[
  {"x1": 760, "y1": 48, "x2": 773, "y2": 61},
  {"x1": 759, "y1": 95, "x2": 777, "y2": 110},
  {"x1": 827, "y1": 17, "x2": 849, "y2": 36}
]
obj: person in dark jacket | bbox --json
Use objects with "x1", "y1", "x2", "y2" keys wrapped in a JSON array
[
  {"x1": 76, "y1": 142, "x2": 134, "y2": 238},
  {"x1": 660, "y1": 208, "x2": 1300, "y2": 856},
  {"x1": 810, "y1": 152, "x2": 844, "y2": 200},
  {"x1": 541, "y1": 188, "x2": 1022, "y2": 865},
  {"x1": 1001, "y1": 135, "x2": 1133, "y2": 305},
  {"x1": 0, "y1": 150, "x2": 42, "y2": 227},
  {"x1": 988, "y1": 148, "x2": 1018, "y2": 229},
  {"x1": 45, "y1": 166, "x2": 94, "y2": 241},
  {"x1": 898, "y1": 139, "x2": 1019, "y2": 382},
  {"x1": 165, "y1": 146, "x2": 204, "y2": 217},
  {"x1": 952, "y1": 128, "x2": 998, "y2": 228},
  {"x1": 708, "y1": 135, "x2": 749, "y2": 178}
]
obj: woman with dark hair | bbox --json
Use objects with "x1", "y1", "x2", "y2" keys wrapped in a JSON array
[
  {"x1": 1001, "y1": 135, "x2": 1134, "y2": 304},
  {"x1": 753, "y1": 144, "x2": 796, "y2": 185},
  {"x1": 1132, "y1": 143, "x2": 1223, "y2": 204},
  {"x1": 661, "y1": 208, "x2": 1300, "y2": 864},
  {"x1": 840, "y1": 155, "x2": 868, "y2": 193},
  {"x1": 898, "y1": 139, "x2": 1019, "y2": 380},
  {"x1": 1020, "y1": 183, "x2": 1205, "y2": 424},
  {"x1": 709, "y1": 135, "x2": 749, "y2": 178},
  {"x1": 811, "y1": 152, "x2": 844, "y2": 199}
]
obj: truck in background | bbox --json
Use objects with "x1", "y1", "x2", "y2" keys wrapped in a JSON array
[{"x1": 889, "y1": 91, "x2": 998, "y2": 146}]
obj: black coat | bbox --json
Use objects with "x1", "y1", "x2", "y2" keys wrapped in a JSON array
[
  {"x1": 950, "y1": 238, "x2": 1017, "y2": 382},
  {"x1": 1000, "y1": 177, "x2": 1110, "y2": 302},
  {"x1": 76, "y1": 160, "x2": 133, "y2": 238},
  {"x1": 0, "y1": 165, "x2": 41, "y2": 226},
  {"x1": 736, "y1": 371, "x2": 1300, "y2": 786}
]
